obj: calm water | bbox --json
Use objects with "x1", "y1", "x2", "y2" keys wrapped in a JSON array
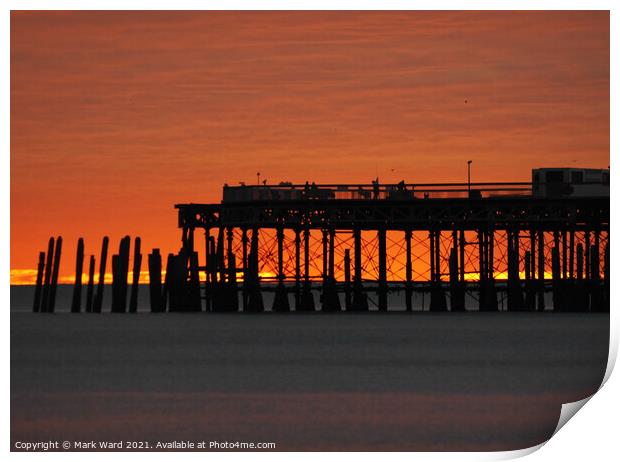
[{"x1": 11, "y1": 298, "x2": 609, "y2": 451}]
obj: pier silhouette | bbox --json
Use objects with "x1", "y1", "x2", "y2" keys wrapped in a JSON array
[{"x1": 32, "y1": 174, "x2": 609, "y2": 313}]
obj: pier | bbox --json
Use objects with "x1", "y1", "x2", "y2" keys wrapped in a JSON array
[
  {"x1": 172, "y1": 180, "x2": 609, "y2": 313},
  {"x1": 30, "y1": 178, "x2": 610, "y2": 313}
]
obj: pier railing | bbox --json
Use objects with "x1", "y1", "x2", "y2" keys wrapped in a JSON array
[{"x1": 223, "y1": 182, "x2": 532, "y2": 202}]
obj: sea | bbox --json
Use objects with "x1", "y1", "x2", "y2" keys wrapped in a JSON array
[{"x1": 10, "y1": 285, "x2": 610, "y2": 451}]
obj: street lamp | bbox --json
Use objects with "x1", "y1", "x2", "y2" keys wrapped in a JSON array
[{"x1": 467, "y1": 160, "x2": 473, "y2": 194}]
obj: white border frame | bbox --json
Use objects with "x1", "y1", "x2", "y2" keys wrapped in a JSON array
[{"x1": 2, "y1": 1, "x2": 616, "y2": 461}]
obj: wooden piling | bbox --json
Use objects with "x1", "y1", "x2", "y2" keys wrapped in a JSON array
[
  {"x1": 190, "y1": 250, "x2": 202, "y2": 311},
  {"x1": 148, "y1": 249, "x2": 163, "y2": 312},
  {"x1": 117, "y1": 236, "x2": 131, "y2": 312},
  {"x1": 171, "y1": 251, "x2": 188, "y2": 311},
  {"x1": 85, "y1": 255, "x2": 95, "y2": 313},
  {"x1": 93, "y1": 236, "x2": 109, "y2": 313},
  {"x1": 111, "y1": 254, "x2": 120, "y2": 312},
  {"x1": 40, "y1": 237, "x2": 55, "y2": 313},
  {"x1": 162, "y1": 253, "x2": 174, "y2": 312},
  {"x1": 48, "y1": 236, "x2": 62, "y2": 313},
  {"x1": 129, "y1": 237, "x2": 142, "y2": 313},
  {"x1": 71, "y1": 238, "x2": 85, "y2": 313},
  {"x1": 33, "y1": 251, "x2": 45, "y2": 313}
]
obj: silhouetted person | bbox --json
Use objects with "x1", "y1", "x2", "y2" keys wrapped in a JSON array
[{"x1": 372, "y1": 177, "x2": 380, "y2": 199}]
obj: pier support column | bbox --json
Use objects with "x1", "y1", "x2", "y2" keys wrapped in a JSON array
[
  {"x1": 273, "y1": 227, "x2": 290, "y2": 312},
  {"x1": 585, "y1": 230, "x2": 591, "y2": 283},
  {"x1": 378, "y1": 228, "x2": 387, "y2": 311},
  {"x1": 507, "y1": 230, "x2": 524, "y2": 311},
  {"x1": 208, "y1": 236, "x2": 217, "y2": 310},
  {"x1": 351, "y1": 227, "x2": 368, "y2": 311},
  {"x1": 477, "y1": 229, "x2": 485, "y2": 311},
  {"x1": 203, "y1": 229, "x2": 211, "y2": 312},
  {"x1": 295, "y1": 229, "x2": 301, "y2": 310},
  {"x1": 575, "y1": 242, "x2": 587, "y2": 310},
  {"x1": 210, "y1": 228, "x2": 225, "y2": 311},
  {"x1": 299, "y1": 228, "x2": 315, "y2": 311},
  {"x1": 478, "y1": 229, "x2": 497, "y2": 312},
  {"x1": 590, "y1": 232, "x2": 603, "y2": 312},
  {"x1": 246, "y1": 228, "x2": 264, "y2": 312},
  {"x1": 604, "y1": 239, "x2": 610, "y2": 312},
  {"x1": 241, "y1": 228, "x2": 248, "y2": 312},
  {"x1": 344, "y1": 249, "x2": 352, "y2": 311},
  {"x1": 429, "y1": 229, "x2": 447, "y2": 312},
  {"x1": 562, "y1": 229, "x2": 568, "y2": 280},
  {"x1": 449, "y1": 229, "x2": 465, "y2": 311},
  {"x1": 321, "y1": 228, "x2": 341, "y2": 311},
  {"x1": 405, "y1": 229, "x2": 413, "y2": 312},
  {"x1": 537, "y1": 229, "x2": 545, "y2": 311},
  {"x1": 524, "y1": 251, "x2": 535, "y2": 310},
  {"x1": 551, "y1": 245, "x2": 561, "y2": 311},
  {"x1": 322, "y1": 229, "x2": 328, "y2": 282},
  {"x1": 569, "y1": 229, "x2": 575, "y2": 280},
  {"x1": 226, "y1": 247, "x2": 239, "y2": 312},
  {"x1": 459, "y1": 230, "x2": 466, "y2": 282}
]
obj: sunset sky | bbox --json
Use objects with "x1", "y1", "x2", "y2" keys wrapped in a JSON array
[{"x1": 10, "y1": 11, "x2": 609, "y2": 284}]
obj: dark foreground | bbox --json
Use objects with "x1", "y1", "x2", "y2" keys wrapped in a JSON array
[{"x1": 11, "y1": 312, "x2": 609, "y2": 451}]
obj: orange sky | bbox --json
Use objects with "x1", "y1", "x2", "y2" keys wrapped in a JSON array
[{"x1": 10, "y1": 11, "x2": 609, "y2": 284}]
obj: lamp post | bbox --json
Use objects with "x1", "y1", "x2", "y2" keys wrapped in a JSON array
[{"x1": 467, "y1": 160, "x2": 472, "y2": 194}]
